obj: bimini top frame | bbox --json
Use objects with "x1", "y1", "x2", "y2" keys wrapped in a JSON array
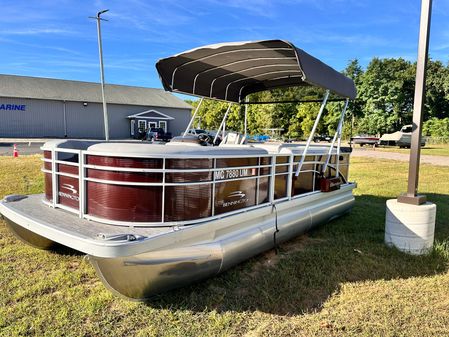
[{"x1": 156, "y1": 39, "x2": 357, "y2": 103}]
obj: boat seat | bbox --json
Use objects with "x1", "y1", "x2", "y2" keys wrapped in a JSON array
[
  {"x1": 219, "y1": 132, "x2": 247, "y2": 145},
  {"x1": 168, "y1": 135, "x2": 202, "y2": 146}
]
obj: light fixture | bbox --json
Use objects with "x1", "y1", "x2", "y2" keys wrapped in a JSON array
[{"x1": 83, "y1": 102, "x2": 88, "y2": 107}]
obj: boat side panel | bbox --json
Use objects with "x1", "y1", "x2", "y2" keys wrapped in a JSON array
[
  {"x1": 87, "y1": 182, "x2": 163, "y2": 222},
  {"x1": 165, "y1": 185, "x2": 213, "y2": 221},
  {"x1": 43, "y1": 144, "x2": 350, "y2": 226}
]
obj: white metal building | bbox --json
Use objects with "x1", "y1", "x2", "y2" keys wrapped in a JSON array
[{"x1": 0, "y1": 74, "x2": 192, "y2": 139}]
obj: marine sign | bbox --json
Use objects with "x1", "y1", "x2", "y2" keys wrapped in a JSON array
[{"x1": 0, "y1": 104, "x2": 26, "y2": 111}]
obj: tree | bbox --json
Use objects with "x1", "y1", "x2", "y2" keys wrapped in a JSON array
[
  {"x1": 357, "y1": 58, "x2": 415, "y2": 134},
  {"x1": 343, "y1": 59, "x2": 364, "y2": 119},
  {"x1": 185, "y1": 57, "x2": 449, "y2": 139},
  {"x1": 423, "y1": 117, "x2": 449, "y2": 140},
  {"x1": 424, "y1": 60, "x2": 449, "y2": 120}
]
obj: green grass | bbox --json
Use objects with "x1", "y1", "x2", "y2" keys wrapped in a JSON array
[
  {"x1": 1, "y1": 155, "x2": 449, "y2": 336},
  {"x1": 374, "y1": 143, "x2": 449, "y2": 157}
]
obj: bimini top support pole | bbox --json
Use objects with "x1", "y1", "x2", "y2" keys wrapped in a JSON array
[
  {"x1": 336, "y1": 99, "x2": 349, "y2": 178},
  {"x1": 322, "y1": 98, "x2": 349, "y2": 176},
  {"x1": 183, "y1": 98, "x2": 204, "y2": 137},
  {"x1": 243, "y1": 96, "x2": 248, "y2": 143},
  {"x1": 295, "y1": 90, "x2": 330, "y2": 176},
  {"x1": 214, "y1": 103, "x2": 233, "y2": 144}
]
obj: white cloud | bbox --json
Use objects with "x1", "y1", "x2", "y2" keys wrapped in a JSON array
[{"x1": 0, "y1": 28, "x2": 72, "y2": 36}]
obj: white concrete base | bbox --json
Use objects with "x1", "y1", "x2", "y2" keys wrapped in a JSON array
[{"x1": 385, "y1": 199, "x2": 436, "y2": 255}]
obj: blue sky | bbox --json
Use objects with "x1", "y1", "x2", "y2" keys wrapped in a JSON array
[{"x1": 0, "y1": 0, "x2": 448, "y2": 91}]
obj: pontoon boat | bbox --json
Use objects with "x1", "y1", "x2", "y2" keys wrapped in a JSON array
[{"x1": 0, "y1": 40, "x2": 357, "y2": 300}]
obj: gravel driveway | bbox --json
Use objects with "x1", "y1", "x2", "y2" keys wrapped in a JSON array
[{"x1": 351, "y1": 147, "x2": 449, "y2": 167}]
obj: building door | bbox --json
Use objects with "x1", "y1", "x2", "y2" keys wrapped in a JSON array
[
  {"x1": 148, "y1": 121, "x2": 157, "y2": 129},
  {"x1": 130, "y1": 120, "x2": 135, "y2": 136},
  {"x1": 159, "y1": 121, "x2": 167, "y2": 132},
  {"x1": 137, "y1": 120, "x2": 147, "y2": 132}
]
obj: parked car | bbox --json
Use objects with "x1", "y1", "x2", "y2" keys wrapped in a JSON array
[
  {"x1": 350, "y1": 135, "x2": 380, "y2": 147},
  {"x1": 379, "y1": 125, "x2": 426, "y2": 148},
  {"x1": 185, "y1": 129, "x2": 222, "y2": 145},
  {"x1": 313, "y1": 134, "x2": 332, "y2": 143},
  {"x1": 185, "y1": 128, "x2": 208, "y2": 136},
  {"x1": 206, "y1": 130, "x2": 223, "y2": 144},
  {"x1": 143, "y1": 127, "x2": 172, "y2": 142}
]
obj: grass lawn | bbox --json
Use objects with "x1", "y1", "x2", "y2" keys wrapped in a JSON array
[
  {"x1": 1, "y1": 155, "x2": 449, "y2": 336},
  {"x1": 374, "y1": 143, "x2": 449, "y2": 157}
]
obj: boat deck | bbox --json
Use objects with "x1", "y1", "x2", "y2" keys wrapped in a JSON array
[{"x1": 1, "y1": 194, "x2": 172, "y2": 256}]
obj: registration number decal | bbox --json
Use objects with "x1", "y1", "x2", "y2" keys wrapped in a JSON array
[{"x1": 214, "y1": 168, "x2": 256, "y2": 180}]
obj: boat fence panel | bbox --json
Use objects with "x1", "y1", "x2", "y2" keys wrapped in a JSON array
[
  {"x1": 43, "y1": 154, "x2": 53, "y2": 202},
  {"x1": 41, "y1": 148, "x2": 351, "y2": 226},
  {"x1": 292, "y1": 155, "x2": 316, "y2": 195},
  {"x1": 274, "y1": 156, "x2": 289, "y2": 200}
]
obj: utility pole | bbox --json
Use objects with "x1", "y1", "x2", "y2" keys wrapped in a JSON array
[{"x1": 90, "y1": 9, "x2": 110, "y2": 141}]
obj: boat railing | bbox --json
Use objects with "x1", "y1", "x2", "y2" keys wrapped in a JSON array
[{"x1": 41, "y1": 147, "x2": 350, "y2": 227}]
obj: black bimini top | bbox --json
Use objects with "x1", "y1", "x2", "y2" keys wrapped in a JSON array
[{"x1": 156, "y1": 40, "x2": 357, "y2": 103}]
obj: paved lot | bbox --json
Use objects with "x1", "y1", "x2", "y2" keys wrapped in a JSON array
[
  {"x1": 1, "y1": 141, "x2": 449, "y2": 167},
  {"x1": 351, "y1": 147, "x2": 449, "y2": 167},
  {"x1": 0, "y1": 142, "x2": 44, "y2": 156}
]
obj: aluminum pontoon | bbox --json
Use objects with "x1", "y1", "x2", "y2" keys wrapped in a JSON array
[{"x1": 0, "y1": 40, "x2": 357, "y2": 300}]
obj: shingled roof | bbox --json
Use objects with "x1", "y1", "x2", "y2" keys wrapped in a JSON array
[{"x1": 0, "y1": 74, "x2": 192, "y2": 110}]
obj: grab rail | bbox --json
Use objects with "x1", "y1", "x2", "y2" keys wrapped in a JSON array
[
  {"x1": 322, "y1": 98, "x2": 349, "y2": 175},
  {"x1": 295, "y1": 90, "x2": 330, "y2": 176},
  {"x1": 183, "y1": 98, "x2": 204, "y2": 137},
  {"x1": 42, "y1": 147, "x2": 350, "y2": 227},
  {"x1": 214, "y1": 103, "x2": 233, "y2": 144}
]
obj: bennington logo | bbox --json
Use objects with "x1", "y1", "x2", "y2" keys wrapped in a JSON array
[
  {"x1": 221, "y1": 190, "x2": 249, "y2": 208},
  {"x1": 58, "y1": 183, "x2": 79, "y2": 201},
  {"x1": 228, "y1": 191, "x2": 246, "y2": 199}
]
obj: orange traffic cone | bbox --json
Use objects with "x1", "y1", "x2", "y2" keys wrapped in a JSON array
[{"x1": 13, "y1": 144, "x2": 19, "y2": 158}]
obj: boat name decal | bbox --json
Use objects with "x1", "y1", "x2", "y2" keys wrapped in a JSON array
[{"x1": 214, "y1": 168, "x2": 256, "y2": 180}]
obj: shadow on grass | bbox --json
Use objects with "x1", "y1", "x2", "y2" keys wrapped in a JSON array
[
  {"x1": 49, "y1": 243, "x2": 85, "y2": 256},
  {"x1": 144, "y1": 193, "x2": 449, "y2": 316}
]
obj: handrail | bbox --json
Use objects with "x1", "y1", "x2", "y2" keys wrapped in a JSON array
[
  {"x1": 183, "y1": 97, "x2": 204, "y2": 137},
  {"x1": 336, "y1": 102, "x2": 349, "y2": 179},
  {"x1": 214, "y1": 103, "x2": 233, "y2": 144},
  {"x1": 295, "y1": 90, "x2": 330, "y2": 176},
  {"x1": 322, "y1": 98, "x2": 349, "y2": 175},
  {"x1": 45, "y1": 145, "x2": 350, "y2": 226},
  {"x1": 243, "y1": 96, "x2": 248, "y2": 139}
]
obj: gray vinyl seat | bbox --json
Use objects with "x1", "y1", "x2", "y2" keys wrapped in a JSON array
[{"x1": 219, "y1": 132, "x2": 247, "y2": 145}]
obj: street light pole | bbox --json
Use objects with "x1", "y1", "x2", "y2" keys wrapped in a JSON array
[
  {"x1": 90, "y1": 9, "x2": 110, "y2": 141},
  {"x1": 398, "y1": 0, "x2": 433, "y2": 205},
  {"x1": 384, "y1": 0, "x2": 436, "y2": 256}
]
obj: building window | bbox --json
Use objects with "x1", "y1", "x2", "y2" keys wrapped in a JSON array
[
  {"x1": 148, "y1": 122, "x2": 157, "y2": 129},
  {"x1": 159, "y1": 121, "x2": 167, "y2": 132},
  {"x1": 138, "y1": 120, "x2": 146, "y2": 131},
  {"x1": 130, "y1": 120, "x2": 135, "y2": 136}
]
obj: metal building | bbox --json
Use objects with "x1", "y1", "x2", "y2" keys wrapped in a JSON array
[{"x1": 0, "y1": 74, "x2": 192, "y2": 139}]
